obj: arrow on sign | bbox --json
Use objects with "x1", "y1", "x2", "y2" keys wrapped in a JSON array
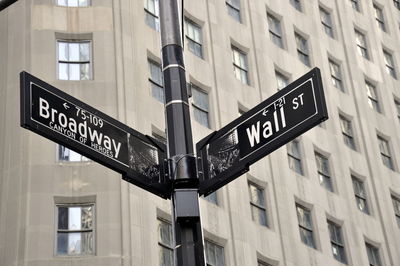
[{"x1": 63, "y1": 103, "x2": 70, "y2": 110}]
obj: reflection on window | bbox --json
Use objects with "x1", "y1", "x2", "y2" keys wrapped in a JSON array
[
  {"x1": 320, "y1": 7, "x2": 334, "y2": 38},
  {"x1": 329, "y1": 60, "x2": 344, "y2": 92},
  {"x1": 296, "y1": 204, "x2": 315, "y2": 248},
  {"x1": 365, "y1": 81, "x2": 380, "y2": 112},
  {"x1": 366, "y1": 243, "x2": 382, "y2": 266},
  {"x1": 355, "y1": 30, "x2": 369, "y2": 60},
  {"x1": 327, "y1": 220, "x2": 347, "y2": 263},
  {"x1": 350, "y1": 0, "x2": 360, "y2": 12},
  {"x1": 145, "y1": 0, "x2": 160, "y2": 31},
  {"x1": 56, "y1": 204, "x2": 94, "y2": 255},
  {"x1": 191, "y1": 84, "x2": 210, "y2": 128},
  {"x1": 158, "y1": 219, "x2": 174, "y2": 266},
  {"x1": 148, "y1": 59, "x2": 164, "y2": 103},
  {"x1": 58, "y1": 145, "x2": 89, "y2": 162},
  {"x1": 383, "y1": 50, "x2": 397, "y2": 79},
  {"x1": 232, "y1": 46, "x2": 249, "y2": 85},
  {"x1": 267, "y1": 13, "x2": 283, "y2": 48},
  {"x1": 287, "y1": 140, "x2": 303, "y2": 175},
  {"x1": 290, "y1": 0, "x2": 302, "y2": 11},
  {"x1": 391, "y1": 195, "x2": 400, "y2": 227},
  {"x1": 57, "y1": 40, "x2": 91, "y2": 80},
  {"x1": 226, "y1": 0, "x2": 241, "y2": 22},
  {"x1": 339, "y1": 115, "x2": 356, "y2": 150},
  {"x1": 57, "y1": 0, "x2": 90, "y2": 7},
  {"x1": 185, "y1": 19, "x2": 203, "y2": 58},
  {"x1": 374, "y1": 5, "x2": 386, "y2": 32},
  {"x1": 315, "y1": 152, "x2": 333, "y2": 192},
  {"x1": 248, "y1": 182, "x2": 268, "y2": 226},
  {"x1": 205, "y1": 240, "x2": 225, "y2": 266},
  {"x1": 295, "y1": 32, "x2": 310, "y2": 66},
  {"x1": 351, "y1": 176, "x2": 369, "y2": 214},
  {"x1": 377, "y1": 136, "x2": 394, "y2": 170},
  {"x1": 275, "y1": 71, "x2": 289, "y2": 90}
]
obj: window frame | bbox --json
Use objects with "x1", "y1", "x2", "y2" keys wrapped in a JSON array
[
  {"x1": 377, "y1": 135, "x2": 394, "y2": 170},
  {"x1": 339, "y1": 115, "x2": 356, "y2": 150},
  {"x1": 329, "y1": 59, "x2": 344, "y2": 92},
  {"x1": 267, "y1": 13, "x2": 284, "y2": 48},
  {"x1": 148, "y1": 59, "x2": 164, "y2": 103},
  {"x1": 355, "y1": 29, "x2": 369, "y2": 60},
  {"x1": 383, "y1": 49, "x2": 397, "y2": 79},
  {"x1": 57, "y1": 145, "x2": 90, "y2": 162},
  {"x1": 248, "y1": 182, "x2": 268, "y2": 227},
  {"x1": 391, "y1": 194, "x2": 400, "y2": 227},
  {"x1": 205, "y1": 240, "x2": 225, "y2": 266},
  {"x1": 327, "y1": 220, "x2": 347, "y2": 264},
  {"x1": 365, "y1": 242, "x2": 382, "y2": 266},
  {"x1": 231, "y1": 45, "x2": 249, "y2": 85},
  {"x1": 365, "y1": 81, "x2": 381, "y2": 113},
  {"x1": 296, "y1": 204, "x2": 316, "y2": 248},
  {"x1": 56, "y1": 0, "x2": 90, "y2": 7},
  {"x1": 287, "y1": 140, "x2": 303, "y2": 175},
  {"x1": 185, "y1": 18, "x2": 203, "y2": 59},
  {"x1": 226, "y1": 0, "x2": 241, "y2": 22},
  {"x1": 315, "y1": 152, "x2": 334, "y2": 192},
  {"x1": 191, "y1": 83, "x2": 210, "y2": 128},
  {"x1": 144, "y1": 0, "x2": 160, "y2": 31},
  {"x1": 57, "y1": 39, "x2": 92, "y2": 81},
  {"x1": 294, "y1": 32, "x2": 310, "y2": 66},
  {"x1": 157, "y1": 218, "x2": 174, "y2": 266},
  {"x1": 351, "y1": 176, "x2": 370, "y2": 214},
  {"x1": 373, "y1": 4, "x2": 386, "y2": 32},
  {"x1": 319, "y1": 7, "x2": 334, "y2": 38},
  {"x1": 55, "y1": 203, "x2": 95, "y2": 256}
]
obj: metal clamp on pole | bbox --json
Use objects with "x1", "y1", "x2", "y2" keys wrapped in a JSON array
[{"x1": 169, "y1": 155, "x2": 199, "y2": 188}]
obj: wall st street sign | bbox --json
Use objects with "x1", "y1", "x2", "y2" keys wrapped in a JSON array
[
  {"x1": 196, "y1": 68, "x2": 328, "y2": 196},
  {"x1": 20, "y1": 72, "x2": 170, "y2": 198}
]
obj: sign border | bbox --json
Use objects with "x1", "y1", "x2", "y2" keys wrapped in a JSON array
[
  {"x1": 20, "y1": 71, "x2": 172, "y2": 199},
  {"x1": 196, "y1": 67, "x2": 328, "y2": 196}
]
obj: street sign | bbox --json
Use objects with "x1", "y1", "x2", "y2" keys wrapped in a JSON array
[
  {"x1": 0, "y1": 0, "x2": 18, "y2": 11},
  {"x1": 20, "y1": 71, "x2": 171, "y2": 198},
  {"x1": 196, "y1": 67, "x2": 328, "y2": 196}
]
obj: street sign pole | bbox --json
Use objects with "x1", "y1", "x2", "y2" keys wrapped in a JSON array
[{"x1": 159, "y1": 0, "x2": 205, "y2": 266}]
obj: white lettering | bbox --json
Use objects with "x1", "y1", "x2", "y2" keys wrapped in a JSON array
[
  {"x1": 39, "y1": 98, "x2": 50, "y2": 118},
  {"x1": 103, "y1": 135, "x2": 111, "y2": 150},
  {"x1": 246, "y1": 121, "x2": 260, "y2": 148},
  {"x1": 58, "y1": 113, "x2": 67, "y2": 128},
  {"x1": 88, "y1": 127, "x2": 103, "y2": 145},
  {"x1": 112, "y1": 139, "x2": 121, "y2": 158},
  {"x1": 280, "y1": 107, "x2": 286, "y2": 128},
  {"x1": 262, "y1": 121, "x2": 273, "y2": 139}
]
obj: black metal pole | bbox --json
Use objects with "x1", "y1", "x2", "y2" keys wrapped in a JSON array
[{"x1": 159, "y1": 0, "x2": 205, "y2": 266}]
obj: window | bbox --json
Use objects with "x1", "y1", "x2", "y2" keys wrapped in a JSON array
[
  {"x1": 287, "y1": 140, "x2": 303, "y2": 175},
  {"x1": 351, "y1": 176, "x2": 369, "y2": 214},
  {"x1": 205, "y1": 240, "x2": 225, "y2": 266},
  {"x1": 232, "y1": 46, "x2": 249, "y2": 84},
  {"x1": 226, "y1": 0, "x2": 241, "y2": 22},
  {"x1": 57, "y1": 40, "x2": 91, "y2": 80},
  {"x1": 391, "y1": 195, "x2": 400, "y2": 227},
  {"x1": 267, "y1": 13, "x2": 283, "y2": 48},
  {"x1": 395, "y1": 0, "x2": 400, "y2": 10},
  {"x1": 355, "y1": 30, "x2": 369, "y2": 59},
  {"x1": 148, "y1": 59, "x2": 164, "y2": 103},
  {"x1": 295, "y1": 32, "x2": 310, "y2": 66},
  {"x1": 57, "y1": 0, "x2": 90, "y2": 7},
  {"x1": 383, "y1": 50, "x2": 397, "y2": 79},
  {"x1": 365, "y1": 243, "x2": 382, "y2": 266},
  {"x1": 258, "y1": 261, "x2": 273, "y2": 266},
  {"x1": 158, "y1": 219, "x2": 174, "y2": 266},
  {"x1": 275, "y1": 71, "x2": 289, "y2": 90},
  {"x1": 350, "y1": 0, "x2": 360, "y2": 11},
  {"x1": 58, "y1": 145, "x2": 89, "y2": 162},
  {"x1": 248, "y1": 182, "x2": 268, "y2": 226},
  {"x1": 185, "y1": 19, "x2": 203, "y2": 58},
  {"x1": 315, "y1": 152, "x2": 333, "y2": 192},
  {"x1": 366, "y1": 81, "x2": 381, "y2": 112},
  {"x1": 145, "y1": 0, "x2": 160, "y2": 31},
  {"x1": 395, "y1": 100, "x2": 400, "y2": 122},
  {"x1": 377, "y1": 136, "x2": 394, "y2": 170},
  {"x1": 290, "y1": 0, "x2": 302, "y2": 11},
  {"x1": 339, "y1": 115, "x2": 356, "y2": 150},
  {"x1": 320, "y1": 7, "x2": 334, "y2": 38},
  {"x1": 205, "y1": 192, "x2": 218, "y2": 205},
  {"x1": 191, "y1": 84, "x2": 210, "y2": 128},
  {"x1": 374, "y1": 5, "x2": 386, "y2": 32},
  {"x1": 296, "y1": 204, "x2": 315, "y2": 248},
  {"x1": 328, "y1": 221, "x2": 347, "y2": 264},
  {"x1": 56, "y1": 204, "x2": 94, "y2": 255},
  {"x1": 329, "y1": 60, "x2": 344, "y2": 91}
]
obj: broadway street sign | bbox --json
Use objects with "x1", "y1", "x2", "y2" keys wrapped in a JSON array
[
  {"x1": 196, "y1": 67, "x2": 328, "y2": 196},
  {"x1": 20, "y1": 72, "x2": 171, "y2": 198}
]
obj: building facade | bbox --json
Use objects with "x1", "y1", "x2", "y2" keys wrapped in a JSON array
[{"x1": 1, "y1": 0, "x2": 400, "y2": 265}]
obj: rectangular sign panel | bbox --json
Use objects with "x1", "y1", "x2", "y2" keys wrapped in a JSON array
[
  {"x1": 196, "y1": 68, "x2": 328, "y2": 196},
  {"x1": 20, "y1": 71, "x2": 171, "y2": 198}
]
